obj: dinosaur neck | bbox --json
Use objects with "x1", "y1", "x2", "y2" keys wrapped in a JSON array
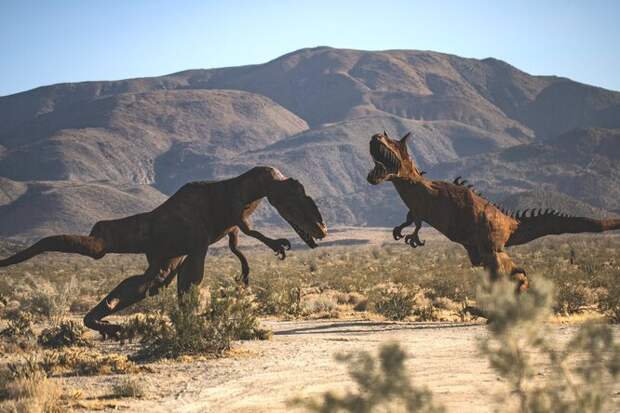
[
  {"x1": 392, "y1": 175, "x2": 430, "y2": 192},
  {"x1": 237, "y1": 166, "x2": 286, "y2": 205},
  {"x1": 390, "y1": 176, "x2": 436, "y2": 211}
]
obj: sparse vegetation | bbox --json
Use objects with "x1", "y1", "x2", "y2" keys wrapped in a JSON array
[
  {"x1": 478, "y1": 277, "x2": 620, "y2": 413},
  {"x1": 40, "y1": 348, "x2": 138, "y2": 376},
  {"x1": 0, "y1": 357, "x2": 64, "y2": 413},
  {"x1": 111, "y1": 376, "x2": 145, "y2": 399},
  {"x1": 369, "y1": 282, "x2": 416, "y2": 321},
  {"x1": 0, "y1": 234, "x2": 619, "y2": 410},
  {"x1": 37, "y1": 320, "x2": 89, "y2": 348},
  {"x1": 291, "y1": 342, "x2": 445, "y2": 413},
  {"x1": 129, "y1": 284, "x2": 270, "y2": 360},
  {"x1": 0, "y1": 310, "x2": 36, "y2": 352}
]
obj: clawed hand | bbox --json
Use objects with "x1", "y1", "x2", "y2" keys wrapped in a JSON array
[
  {"x1": 393, "y1": 226, "x2": 405, "y2": 240},
  {"x1": 404, "y1": 232, "x2": 425, "y2": 248},
  {"x1": 269, "y1": 238, "x2": 291, "y2": 259}
]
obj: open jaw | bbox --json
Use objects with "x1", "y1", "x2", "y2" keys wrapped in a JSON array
[
  {"x1": 368, "y1": 140, "x2": 400, "y2": 183},
  {"x1": 288, "y1": 220, "x2": 325, "y2": 248}
]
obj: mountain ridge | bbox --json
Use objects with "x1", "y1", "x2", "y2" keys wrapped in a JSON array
[{"x1": 1, "y1": 47, "x2": 619, "y2": 239}]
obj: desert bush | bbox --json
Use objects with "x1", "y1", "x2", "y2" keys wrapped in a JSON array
[
  {"x1": 291, "y1": 342, "x2": 445, "y2": 413},
  {"x1": 19, "y1": 277, "x2": 77, "y2": 321},
  {"x1": 369, "y1": 283, "x2": 416, "y2": 321},
  {"x1": 353, "y1": 298, "x2": 368, "y2": 312},
  {"x1": 0, "y1": 311, "x2": 36, "y2": 352},
  {"x1": 40, "y1": 348, "x2": 138, "y2": 376},
  {"x1": 478, "y1": 278, "x2": 620, "y2": 413},
  {"x1": 209, "y1": 285, "x2": 272, "y2": 341},
  {"x1": 597, "y1": 271, "x2": 620, "y2": 323},
  {"x1": 120, "y1": 312, "x2": 170, "y2": 344},
  {"x1": 131, "y1": 285, "x2": 270, "y2": 360},
  {"x1": 120, "y1": 282, "x2": 178, "y2": 315},
  {"x1": 38, "y1": 320, "x2": 89, "y2": 348},
  {"x1": 0, "y1": 357, "x2": 64, "y2": 413},
  {"x1": 420, "y1": 272, "x2": 474, "y2": 304},
  {"x1": 553, "y1": 282, "x2": 595, "y2": 315},
  {"x1": 111, "y1": 376, "x2": 145, "y2": 399},
  {"x1": 253, "y1": 280, "x2": 303, "y2": 317},
  {"x1": 302, "y1": 295, "x2": 338, "y2": 317}
]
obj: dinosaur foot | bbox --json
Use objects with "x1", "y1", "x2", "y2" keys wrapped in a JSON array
[
  {"x1": 92, "y1": 321, "x2": 123, "y2": 341},
  {"x1": 235, "y1": 274, "x2": 250, "y2": 287},
  {"x1": 404, "y1": 233, "x2": 425, "y2": 248}
]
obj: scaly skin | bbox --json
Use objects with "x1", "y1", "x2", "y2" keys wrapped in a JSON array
[
  {"x1": 367, "y1": 131, "x2": 620, "y2": 293},
  {"x1": 0, "y1": 166, "x2": 327, "y2": 338}
]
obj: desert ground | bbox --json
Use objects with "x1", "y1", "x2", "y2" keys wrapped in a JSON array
[
  {"x1": 66, "y1": 320, "x2": 620, "y2": 412},
  {"x1": 1, "y1": 227, "x2": 619, "y2": 412}
]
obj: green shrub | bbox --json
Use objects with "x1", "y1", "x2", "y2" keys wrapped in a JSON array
[
  {"x1": 597, "y1": 271, "x2": 620, "y2": 323},
  {"x1": 478, "y1": 278, "x2": 620, "y2": 413},
  {"x1": 291, "y1": 342, "x2": 445, "y2": 413},
  {"x1": 553, "y1": 282, "x2": 594, "y2": 315},
  {"x1": 0, "y1": 310, "x2": 36, "y2": 351},
  {"x1": 369, "y1": 283, "x2": 416, "y2": 321},
  {"x1": 37, "y1": 320, "x2": 89, "y2": 348},
  {"x1": 209, "y1": 285, "x2": 272, "y2": 341},
  {"x1": 131, "y1": 285, "x2": 270, "y2": 360},
  {"x1": 253, "y1": 280, "x2": 303, "y2": 317}
]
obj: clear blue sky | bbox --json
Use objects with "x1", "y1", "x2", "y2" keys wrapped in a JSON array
[{"x1": 1, "y1": 0, "x2": 619, "y2": 96}]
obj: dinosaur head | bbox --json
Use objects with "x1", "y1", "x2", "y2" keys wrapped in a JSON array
[
  {"x1": 367, "y1": 131, "x2": 421, "y2": 184},
  {"x1": 267, "y1": 178, "x2": 327, "y2": 248}
]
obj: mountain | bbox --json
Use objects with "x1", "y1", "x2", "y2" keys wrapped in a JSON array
[
  {"x1": 428, "y1": 128, "x2": 620, "y2": 214},
  {"x1": 1, "y1": 47, "x2": 619, "y2": 239}
]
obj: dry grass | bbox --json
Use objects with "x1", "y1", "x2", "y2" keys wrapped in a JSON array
[
  {"x1": 0, "y1": 233, "x2": 618, "y2": 410},
  {"x1": 111, "y1": 376, "x2": 145, "y2": 399},
  {"x1": 0, "y1": 358, "x2": 65, "y2": 413}
]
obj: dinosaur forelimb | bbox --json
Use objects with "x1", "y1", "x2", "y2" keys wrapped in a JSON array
[
  {"x1": 404, "y1": 220, "x2": 425, "y2": 248},
  {"x1": 405, "y1": 232, "x2": 425, "y2": 248},
  {"x1": 393, "y1": 211, "x2": 414, "y2": 240},
  {"x1": 239, "y1": 219, "x2": 291, "y2": 260}
]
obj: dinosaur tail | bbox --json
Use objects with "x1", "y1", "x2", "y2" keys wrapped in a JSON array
[
  {"x1": 0, "y1": 235, "x2": 106, "y2": 268},
  {"x1": 506, "y1": 210, "x2": 620, "y2": 247}
]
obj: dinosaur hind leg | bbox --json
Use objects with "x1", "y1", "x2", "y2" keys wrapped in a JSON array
[
  {"x1": 228, "y1": 228, "x2": 250, "y2": 286},
  {"x1": 482, "y1": 250, "x2": 529, "y2": 294},
  {"x1": 84, "y1": 257, "x2": 184, "y2": 338},
  {"x1": 177, "y1": 249, "x2": 208, "y2": 297}
]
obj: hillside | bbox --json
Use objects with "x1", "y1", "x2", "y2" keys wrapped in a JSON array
[
  {"x1": 1, "y1": 47, "x2": 619, "y2": 238},
  {"x1": 429, "y1": 128, "x2": 620, "y2": 215}
]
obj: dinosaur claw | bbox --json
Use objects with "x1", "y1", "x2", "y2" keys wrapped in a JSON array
[
  {"x1": 392, "y1": 227, "x2": 404, "y2": 240},
  {"x1": 405, "y1": 232, "x2": 426, "y2": 248},
  {"x1": 270, "y1": 239, "x2": 290, "y2": 260},
  {"x1": 404, "y1": 233, "x2": 425, "y2": 248}
]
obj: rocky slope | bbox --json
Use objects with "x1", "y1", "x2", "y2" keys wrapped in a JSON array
[{"x1": 1, "y1": 47, "x2": 619, "y2": 238}]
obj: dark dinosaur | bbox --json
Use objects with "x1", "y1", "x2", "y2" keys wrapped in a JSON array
[
  {"x1": 0, "y1": 166, "x2": 327, "y2": 337},
  {"x1": 367, "y1": 131, "x2": 620, "y2": 292}
]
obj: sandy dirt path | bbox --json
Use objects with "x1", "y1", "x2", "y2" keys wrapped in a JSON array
[{"x1": 69, "y1": 320, "x2": 620, "y2": 412}]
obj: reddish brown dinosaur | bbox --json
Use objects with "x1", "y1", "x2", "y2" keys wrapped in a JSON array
[
  {"x1": 0, "y1": 166, "x2": 327, "y2": 337},
  {"x1": 367, "y1": 131, "x2": 620, "y2": 291}
]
